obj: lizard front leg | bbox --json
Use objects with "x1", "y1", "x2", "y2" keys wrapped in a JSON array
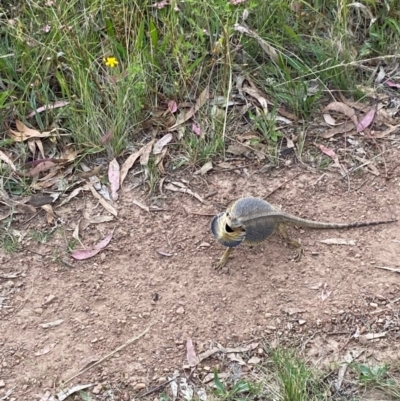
[
  {"x1": 214, "y1": 248, "x2": 232, "y2": 270},
  {"x1": 278, "y1": 223, "x2": 303, "y2": 261}
]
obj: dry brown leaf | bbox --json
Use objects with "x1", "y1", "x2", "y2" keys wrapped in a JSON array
[
  {"x1": 77, "y1": 165, "x2": 101, "y2": 179},
  {"x1": 24, "y1": 160, "x2": 57, "y2": 177},
  {"x1": 242, "y1": 84, "x2": 269, "y2": 114},
  {"x1": 71, "y1": 229, "x2": 114, "y2": 260},
  {"x1": 186, "y1": 338, "x2": 200, "y2": 367},
  {"x1": 234, "y1": 23, "x2": 279, "y2": 63},
  {"x1": 120, "y1": 145, "x2": 147, "y2": 186},
  {"x1": 9, "y1": 120, "x2": 52, "y2": 141},
  {"x1": 153, "y1": 133, "x2": 173, "y2": 154},
  {"x1": 322, "y1": 113, "x2": 339, "y2": 126},
  {"x1": 27, "y1": 138, "x2": 37, "y2": 155},
  {"x1": 35, "y1": 343, "x2": 56, "y2": 356},
  {"x1": 372, "y1": 123, "x2": 400, "y2": 138},
  {"x1": 0, "y1": 150, "x2": 16, "y2": 171},
  {"x1": 165, "y1": 182, "x2": 204, "y2": 203},
  {"x1": 140, "y1": 139, "x2": 155, "y2": 166},
  {"x1": 87, "y1": 183, "x2": 118, "y2": 216},
  {"x1": 244, "y1": 78, "x2": 297, "y2": 121},
  {"x1": 323, "y1": 102, "x2": 358, "y2": 128},
  {"x1": 195, "y1": 161, "x2": 213, "y2": 176},
  {"x1": 35, "y1": 138, "x2": 45, "y2": 159},
  {"x1": 108, "y1": 158, "x2": 120, "y2": 201},
  {"x1": 155, "y1": 147, "x2": 168, "y2": 174},
  {"x1": 57, "y1": 185, "x2": 88, "y2": 207},
  {"x1": 321, "y1": 122, "x2": 355, "y2": 138},
  {"x1": 73, "y1": 220, "x2": 82, "y2": 242},
  {"x1": 132, "y1": 199, "x2": 150, "y2": 212},
  {"x1": 41, "y1": 204, "x2": 56, "y2": 224},
  {"x1": 168, "y1": 86, "x2": 209, "y2": 131},
  {"x1": 227, "y1": 143, "x2": 251, "y2": 156},
  {"x1": 27, "y1": 100, "x2": 69, "y2": 118},
  {"x1": 319, "y1": 144, "x2": 340, "y2": 168},
  {"x1": 357, "y1": 109, "x2": 376, "y2": 132}
]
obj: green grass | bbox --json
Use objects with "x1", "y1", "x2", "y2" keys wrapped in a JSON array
[
  {"x1": 0, "y1": 0, "x2": 399, "y2": 188},
  {"x1": 139, "y1": 349, "x2": 400, "y2": 401}
]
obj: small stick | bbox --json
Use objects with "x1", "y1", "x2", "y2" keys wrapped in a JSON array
[
  {"x1": 204, "y1": 190, "x2": 218, "y2": 199},
  {"x1": 138, "y1": 377, "x2": 176, "y2": 398},
  {"x1": 63, "y1": 323, "x2": 154, "y2": 385},
  {"x1": 375, "y1": 266, "x2": 400, "y2": 273},
  {"x1": 190, "y1": 212, "x2": 215, "y2": 216}
]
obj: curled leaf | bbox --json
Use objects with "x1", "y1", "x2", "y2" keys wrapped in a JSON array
[
  {"x1": 323, "y1": 102, "x2": 358, "y2": 128},
  {"x1": 356, "y1": 109, "x2": 376, "y2": 132},
  {"x1": 71, "y1": 230, "x2": 114, "y2": 260}
]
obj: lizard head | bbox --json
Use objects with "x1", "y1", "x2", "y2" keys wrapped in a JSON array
[{"x1": 210, "y1": 212, "x2": 246, "y2": 248}]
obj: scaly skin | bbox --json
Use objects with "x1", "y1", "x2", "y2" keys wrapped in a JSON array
[{"x1": 211, "y1": 197, "x2": 397, "y2": 269}]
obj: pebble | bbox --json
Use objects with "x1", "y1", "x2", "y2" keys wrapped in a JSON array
[
  {"x1": 133, "y1": 383, "x2": 146, "y2": 390},
  {"x1": 247, "y1": 357, "x2": 261, "y2": 365},
  {"x1": 34, "y1": 308, "x2": 43, "y2": 315},
  {"x1": 176, "y1": 307, "x2": 185, "y2": 315},
  {"x1": 158, "y1": 377, "x2": 167, "y2": 383},
  {"x1": 92, "y1": 383, "x2": 102, "y2": 394}
]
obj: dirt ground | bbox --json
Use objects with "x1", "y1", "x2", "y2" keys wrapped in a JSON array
[{"x1": 1, "y1": 157, "x2": 400, "y2": 400}]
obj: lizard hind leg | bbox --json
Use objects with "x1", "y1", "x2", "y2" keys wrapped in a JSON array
[{"x1": 278, "y1": 223, "x2": 304, "y2": 261}]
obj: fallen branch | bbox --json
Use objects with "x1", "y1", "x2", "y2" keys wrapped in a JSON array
[{"x1": 63, "y1": 322, "x2": 155, "y2": 385}]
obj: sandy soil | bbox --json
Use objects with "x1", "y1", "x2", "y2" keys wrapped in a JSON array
[{"x1": 1, "y1": 162, "x2": 399, "y2": 400}]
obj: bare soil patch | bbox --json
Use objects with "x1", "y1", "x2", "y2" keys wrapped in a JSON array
[{"x1": 1, "y1": 161, "x2": 399, "y2": 400}]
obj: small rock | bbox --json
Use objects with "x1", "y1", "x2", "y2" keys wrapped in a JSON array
[
  {"x1": 199, "y1": 242, "x2": 210, "y2": 247},
  {"x1": 91, "y1": 338, "x2": 98, "y2": 343},
  {"x1": 4, "y1": 281, "x2": 14, "y2": 289},
  {"x1": 370, "y1": 302, "x2": 378, "y2": 308},
  {"x1": 34, "y1": 308, "x2": 43, "y2": 315},
  {"x1": 176, "y1": 307, "x2": 185, "y2": 315},
  {"x1": 298, "y1": 319, "x2": 306, "y2": 325},
  {"x1": 0, "y1": 379, "x2": 5, "y2": 387},
  {"x1": 203, "y1": 366, "x2": 211, "y2": 371},
  {"x1": 133, "y1": 383, "x2": 146, "y2": 391},
  {"x1": 247, "y1": 357, "x2": 261, "y2": 365},
  {"x1": 44, "y1": 294, "x2": 56, "y2": 305},
  {"x1": 257, "y1": 348, "x2": 264, "y2": 355},
  {"x1": 92, "y1": 383, "x2": 102, "y2": 394},
  {"x1": 158, "y1": 377, "x2": 167, "y2": 383}
]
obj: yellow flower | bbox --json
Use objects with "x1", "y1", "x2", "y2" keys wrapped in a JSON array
[{"x1": 104, "y1": 57, "x2": 119, "y2": 68}]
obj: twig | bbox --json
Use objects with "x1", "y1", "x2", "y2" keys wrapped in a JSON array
[
  {"x1": 266, "y1": 172, "x2": 302, "y2": 198},
  {"x1": 63, "y1": 323, "x2": 155, "y2": 385},
  {"x1": 138, "y1": 377, "x2": 176, "y2": 398},
  {"x1": 375, "y1": 266, "x2": 400, "y2": 273},
  {"x1": 189, "y1": 212, "x2": 215, "y2": 216},
  {"x1": 204, "y1": 190, "x2": 217, "y2": 199}
]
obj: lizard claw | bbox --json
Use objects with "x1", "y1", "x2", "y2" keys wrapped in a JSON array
[{"x1": 294, "y1": 246, "x2": 304, "y2": 262}]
